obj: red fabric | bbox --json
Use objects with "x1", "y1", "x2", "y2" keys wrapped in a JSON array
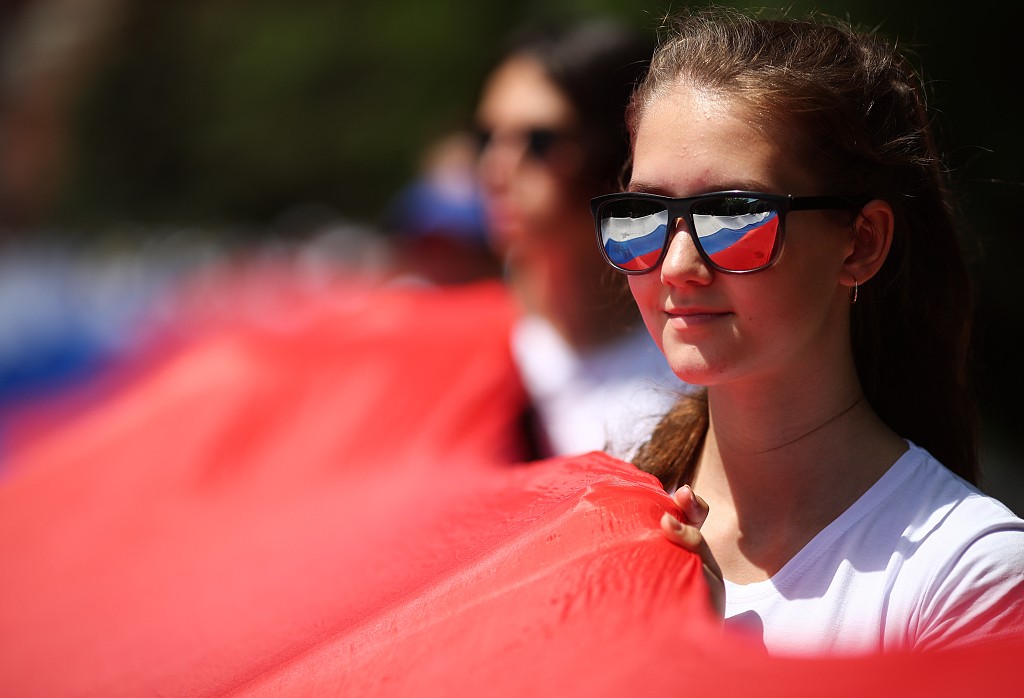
[{"x1": 1, "y1": 278, "x2": 1021, "y2": 697}]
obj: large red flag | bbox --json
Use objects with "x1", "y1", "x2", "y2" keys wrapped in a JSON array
[{"x1": 1, "y1": 278, "x2": 1020, "y2": 697}]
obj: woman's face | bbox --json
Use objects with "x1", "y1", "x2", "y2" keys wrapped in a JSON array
[
  {"x1": 474, "y1": 56, "x2": 596, "y2": 270},
  {"x1": 626, "y1": 84, "x2": 855, "y2": 387}
]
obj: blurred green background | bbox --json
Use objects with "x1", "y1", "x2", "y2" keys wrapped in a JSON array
[{"x1": 0, "y1": 0, "x2": 1020, "y2": 508}]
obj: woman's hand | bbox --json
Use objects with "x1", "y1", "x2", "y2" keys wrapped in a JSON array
[{"x1": 661, "y1": 485, "x2": 725, "y2": 616}]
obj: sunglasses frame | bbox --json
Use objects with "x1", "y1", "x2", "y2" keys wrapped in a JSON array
[{"x1": 591, "y1": 190, "x2": 867, "y2": 275}]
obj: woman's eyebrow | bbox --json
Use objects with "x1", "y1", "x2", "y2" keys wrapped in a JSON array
[
  {"x1": 626, "y1": 180, "x2": 776, "y2": 196},
  {"x1": 625, "y1": 181, "x2": 671, "y2": 195}
]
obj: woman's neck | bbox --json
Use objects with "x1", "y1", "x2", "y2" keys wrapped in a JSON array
[{"x1": 692, "y1": 382, "x2": 907, "y2": 582}]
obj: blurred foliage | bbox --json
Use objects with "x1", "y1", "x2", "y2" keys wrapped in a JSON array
[
  {"x1": 53, "y1": 0, "x2": 1018, "y2": 229},
  {"x1": 54, "y1": 0, "x2": 650, "y2": 229}
]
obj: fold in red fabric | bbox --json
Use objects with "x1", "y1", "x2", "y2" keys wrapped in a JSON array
[{"x1": 0, "y1": 279, "x2": 1021, "y2": 697}]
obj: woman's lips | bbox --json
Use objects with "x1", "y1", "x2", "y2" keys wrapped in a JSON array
[{"x1": 664, "y1": 307, "x2": 730, "y2": 327}]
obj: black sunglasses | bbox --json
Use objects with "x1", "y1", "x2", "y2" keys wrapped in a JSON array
[
  {"x1": 591, "y1": 190, "x2": 867, "y2": 274},
  {"x1": 475, "y1": 127, "x2": 574, "y2": 161}
]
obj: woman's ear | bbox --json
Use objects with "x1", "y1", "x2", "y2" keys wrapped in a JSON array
[{"x1": 842, "y1": 199, "x2": 894, "y2": 287}]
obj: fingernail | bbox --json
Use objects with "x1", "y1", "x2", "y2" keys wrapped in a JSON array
[
  {"x1": 682, "y1": 485, "x2": 697, "y2": 507},
  {"x1": 663, "y1": 512, "x2": 683, "y2": 531}
]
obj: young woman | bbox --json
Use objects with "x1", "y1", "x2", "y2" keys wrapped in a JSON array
[
  {"x1": 591, "y1": 8, "x2": 1024, "y2": 655},
  {"x1": 474, "y1": 20, "x2": 680, "y2": 458}
]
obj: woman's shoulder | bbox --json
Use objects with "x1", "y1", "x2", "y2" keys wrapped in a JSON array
[
  {"x1": 802, "y1": 442, "x2": 1024, "y2": 652},
  {"x1": 812, "y1": 441, "x2": 1024, "y2": 587},
  {"x1": 894, "y1": 442, "x2": 1023, "y2": 532},
  {"x1": 886, "y1": 444, "x2": 1024, "y2": 650}
]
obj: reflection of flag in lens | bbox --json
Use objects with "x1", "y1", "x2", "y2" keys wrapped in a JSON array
[
  {"x1": 695, "y1": 211, "x2": 779, "y2": 270},
  {"x1": 601, "y1": 211, "x2": 667, "y2": 271}
]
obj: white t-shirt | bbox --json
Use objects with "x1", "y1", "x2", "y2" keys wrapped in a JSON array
[
  {"x1": 724, "y1": 442, "x2": 1024, "y2": 656},
  {"x1": 510, "y1": 314, "x2": 682, "y2": 459}
]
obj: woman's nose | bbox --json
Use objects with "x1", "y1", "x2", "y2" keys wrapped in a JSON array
[
  {"x1": 659, "y1": 219, "x2": 713, "y2": 285},
  {"x1": 477, "y1": 136, "x2": 520, "y2": 191}
]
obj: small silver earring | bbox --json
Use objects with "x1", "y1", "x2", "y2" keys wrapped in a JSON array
[{"x1": 850, "y1": 278, "x2": 859, "y2": 304}]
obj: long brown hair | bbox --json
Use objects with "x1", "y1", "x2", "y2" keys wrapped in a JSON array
[{"x1": 631, "y1": 8, "x2": 979, "y2": 488}]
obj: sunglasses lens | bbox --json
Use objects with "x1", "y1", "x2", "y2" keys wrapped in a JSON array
[
  {"x1": 598, "y1": 199, "x2": 670, "y2": 272},
  {"x1": 692, "y1": 196, "x2": 780, "y2": 272},
  {"x1": 476, "y1": 128, "x2": 568, "y2": 162},
  {"x1": 525, "y1": 130, "x2": 560, "y2": 159}
]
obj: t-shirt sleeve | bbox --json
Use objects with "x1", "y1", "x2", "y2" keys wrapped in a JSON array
[{"x1": 913, "y1": 522, "x2": 1024, "y2": 652}]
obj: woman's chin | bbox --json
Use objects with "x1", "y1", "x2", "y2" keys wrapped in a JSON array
[{"x1": 664, "y1": 355, "x2": 726, "y2": 387}]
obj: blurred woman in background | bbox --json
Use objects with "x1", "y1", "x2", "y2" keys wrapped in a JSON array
[{"x1": 474, "y1": 19, "x2": 682, "y2": 459}]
